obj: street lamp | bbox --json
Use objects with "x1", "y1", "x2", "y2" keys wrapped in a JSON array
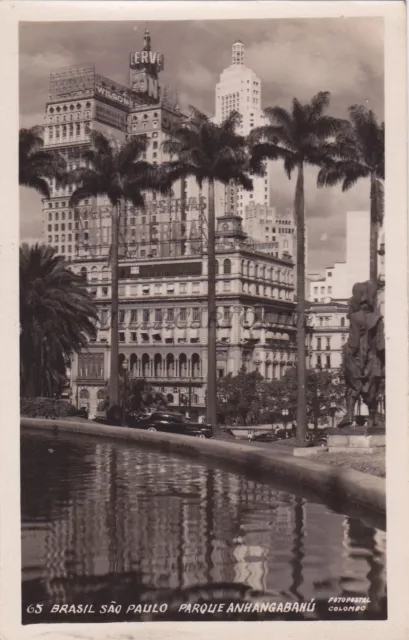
[
  {"x1": 282, "y1": 408, "x2": 289, "y2": 436},
  {"x1": 121, "y1": 357, "x2": 128, "y2": 426},
  {"x1": 314, "y1": 389, "x2": 321, "y2": 429},
  {"x1": 329, "y1": 401, "x2": 337, "y2": 429}
]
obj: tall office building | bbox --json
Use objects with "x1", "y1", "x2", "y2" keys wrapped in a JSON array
[{"x1": 214, "y1": 41, "x2": 272, "y2": 221}]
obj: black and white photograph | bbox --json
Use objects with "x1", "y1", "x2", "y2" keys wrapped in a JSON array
[{"x1": 0, "y1": 1, "x2": 408, "y2": 638}]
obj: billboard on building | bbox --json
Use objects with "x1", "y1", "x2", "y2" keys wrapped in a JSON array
[{"x1": 74, "y1": 197, "x2": 207, "y2": 259}]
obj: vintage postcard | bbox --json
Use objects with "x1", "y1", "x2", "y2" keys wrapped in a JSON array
[{"x1": 0, "y1": 1, "x2": 408, "y2": 640}]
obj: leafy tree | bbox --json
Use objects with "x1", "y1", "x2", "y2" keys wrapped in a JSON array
[
  {"x1": 19, "y1": 126, "x2": 66, "y2": 198},
  {"x1": 98, "y1": 377, "x2": 167, "y2": 413},
  {"x1": 217, "y1": 368, "x2": 274, "y2": 426},
  {"x1": 317, "y1": 105, "x2": 384, "y2": 284},
  {"x1": 69, "y1": 131, "x2": 169, "y2": 407},
  {"x1": 248, "y1": 92, "x2": 344, "y2": 445},
  {"x1": 20, "y1": 243, "x2": 97, "y2": 397},
  {"x1": 217, "y1": 367, "x2": 344, "y2": 427},
  {"x1": 162, "y1": 108, "x2": 253, "y2": 434}
]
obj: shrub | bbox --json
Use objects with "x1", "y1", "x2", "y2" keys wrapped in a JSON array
[{"x1": 20, "y1": 397, "x2": 79, "y2": 419}]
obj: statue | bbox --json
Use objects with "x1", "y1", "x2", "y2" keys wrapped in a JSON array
[{"x1": 337, "y1": 281, "x2": 385, "y2": 431}]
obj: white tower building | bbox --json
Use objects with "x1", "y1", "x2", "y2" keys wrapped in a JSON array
[{"x1": 214, "y1": 42, "x2": 272, "y2": 221}]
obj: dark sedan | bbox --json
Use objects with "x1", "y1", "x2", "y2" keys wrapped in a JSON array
[{"x1": 129, "y1": 411, "x2": 213, "y2": 439}]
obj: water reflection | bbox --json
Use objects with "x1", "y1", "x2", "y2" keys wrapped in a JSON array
[{"x1": 21, "y1": 431, "x2": 387, "y2": 622}]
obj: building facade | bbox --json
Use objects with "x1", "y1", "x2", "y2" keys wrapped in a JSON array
[
  {"x1": 307, "y1": 301, "x2": 349, "y2": 371},
  {"x1": 71, "y1": 216, "x2": 296, "y2": 418}
]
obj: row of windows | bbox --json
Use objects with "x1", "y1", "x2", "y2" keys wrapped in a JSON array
[
  {"x1": 48, "y1": 102, "x2": 91, "y2": 114},
  {"x1": 99, "y1": 306, "x2": 292, "y2": 327},
  {"x1": 48, "y1": 234, "x2": 77, "y2": 244},
  {"x1": 48, "y1": 122, "x2": 90, "y2": 139}
]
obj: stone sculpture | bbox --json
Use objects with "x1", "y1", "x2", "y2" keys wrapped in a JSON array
[{"x1": 337, "y1": 281, "x2": 385, "y2": 431}]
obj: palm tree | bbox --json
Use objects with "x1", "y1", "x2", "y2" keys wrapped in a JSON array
[
  {"x1": 20, "y1": 243, "x2": 97, "y2": 397},
  {"x1": 19, "y1": 126, "x2": 66, "y2": 198},
  {"x1": 162, "y1": 108, "x2": 253, "y2": 434},
  {"x1": 69, "y1": 131, "x2": 169, "y2": 407},
  {"x1": 249, "y1": 92, "x2": 344, "y2": 446},
  {"x1": 317, "y1": 105, "x2": 385, "y2": 284}
]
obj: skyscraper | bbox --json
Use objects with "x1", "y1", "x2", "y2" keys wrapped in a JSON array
[{"x1": 214, "y1": 41, "x2": 272, "y2": 221}]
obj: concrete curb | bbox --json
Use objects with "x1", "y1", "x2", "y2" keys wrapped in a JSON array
[{"x1": 21, "y1": 417, "x2": 386, "y2": 516}]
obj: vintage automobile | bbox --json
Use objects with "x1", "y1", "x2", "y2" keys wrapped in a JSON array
[
  {"x1": 130, "y1": 411, "x2": 213, "y2": 438},
  {"x1": 305, "y1": 429, "x2": 328, "y2": 448}
]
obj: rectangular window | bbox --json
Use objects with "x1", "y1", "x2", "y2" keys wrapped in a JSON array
[
  {"x1": 326, "y1": 337, "x2": 331, "y2": 350},
  {"x1": 179, "y1": 309, "x2": 187, "y2": 322},
  {"x1": 316, "y1": 355, "x2": 322, "y2": 369},
  {"x1": 328, "y1": 286, "x2": 332, "y2": 295},
  {"x1": 101, "y1": 309, "x2": 109, "y2": 325},
  {"x1": 223, "y1": 306, "x2": 231, "y2": 322},
  {"x1": 192, "y1": 307, "x2": 200, "y2": 322},
  {"x1": 119, "y1": 332, "x2": 125, "y2": 342},
  {"x1": 143, "y1": 309, "x2": 150, "y2": 323},
  {"x1": 131, "y1": 332, "x2": 137, "y2": 342},
  {"x1": 179, "y1": 283, "x2": 187, "y2": 294},
  {"x1": 119, "y1": 310, "x2": 126, "y2": 324},
  {"x1": 326, "y1": 354, "x2": 331, "y2": 369},
  {"x1": 130, "y1": 310, "x2": 137, "y2": 323},
  {"x1": 317, "y1": 337, "x2": 322, "y2": 351},
  {"x1": 155, "y1": 309, "x2": 163, "y2": 322},
  {"x1": 167, "y1": 309, "x2": 174, "y2": 322}
]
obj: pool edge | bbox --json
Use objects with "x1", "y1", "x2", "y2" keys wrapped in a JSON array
[{"x1": 20, "y1": 417, "x2": 386, "y2": 516}]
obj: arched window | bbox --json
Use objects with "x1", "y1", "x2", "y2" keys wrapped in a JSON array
[
  {"x1": 142, "y1": 354, "x2": 150, "y2": 378},
  {"x1": 223, "y1": 259, "x2": 232, "y2": 275},
  {"x1": 80, "y1": 267, "x2": 87, "y2": 283},
  {"x1": 167, "y1": 393, "x2": 174, "y2": 404},
  {"x1": 79, "y1": 389, "x2": 89, "y2": 399},
  {"x1": 91, "y1": 266, "x2": 98, "y2": 282},
  {"x1": 191, "y1": 353, "x2": 201, "y2": 378},
  {"x1": 154, "y1": 354, "x2": 162, "y2": 378},
  {"x1": 179, "y1": 353, "x2": 187, "y2": 377},
  {"x1": 166, "y1": 354, "x2": 175, "y2": 377},
  {"x1": 247, "y1": 261, "x2": 250, "y2": 277}
]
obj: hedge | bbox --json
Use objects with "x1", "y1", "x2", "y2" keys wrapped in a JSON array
[{"x1": 20, "y1": 397, "x2": 79, "y2": 419}]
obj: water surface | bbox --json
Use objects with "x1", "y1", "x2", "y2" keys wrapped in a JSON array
[{"x1": 21, "y1": 430, "x2": 387, "y2": 622}]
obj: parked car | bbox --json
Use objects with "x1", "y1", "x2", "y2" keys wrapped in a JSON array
[
  {"x1": 305, "y1": 429, "x2": 328, "y2": 448},
  {"x1": 129, "y1": 411, "x2": 213, "y2": 439},
  {"x1": 247, "y1": 430, "x2": 279, "y2": 443}
]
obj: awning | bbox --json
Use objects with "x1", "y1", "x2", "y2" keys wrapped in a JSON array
[
  {"x1": 190, "y1": 328, "x2": 200, "y2": 340},
  {"x1": 164, "y1": 328, "x2": 174, "y2": 339},
  {"x1": 152, "y1": 332, "x2": 162, "y2": 342},
  {"x1": 265, "y1": 331, "x2": 275, "y2": 340}
]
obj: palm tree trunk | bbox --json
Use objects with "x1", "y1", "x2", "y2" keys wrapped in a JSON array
[
  {"x1": 207, "y1": 178, "x2": 219, "y2": 435},
  {"x1": 295, "y1": 163, "x2": 307, "y2": 447},
  {"x1": 370, "y1": 174, "x2": 379, "y2": 286},
  {"x1": 110, "y1": 203, "x2": 120, "y2": 406}
]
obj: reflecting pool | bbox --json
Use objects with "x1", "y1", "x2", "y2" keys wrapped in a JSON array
[{"x1": 21, "y1": 430, "x2": 387, "y2": 623}]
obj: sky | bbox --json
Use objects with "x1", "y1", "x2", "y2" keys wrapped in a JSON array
[{"x1": 19, "y1": 18, "x2": 384, "y2": 272}]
